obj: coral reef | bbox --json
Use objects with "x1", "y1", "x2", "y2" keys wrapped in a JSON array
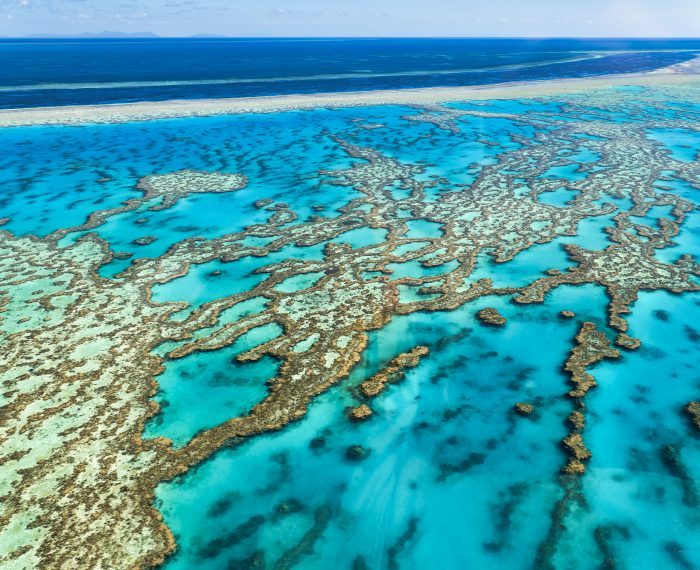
[
  {"x1": 349, "y1": 404, "x2": 373, "y2": 421},
  {"x1": 615, "y1": 332, "x2": 642, "y2": 350},
  {"x1": 564, "y1": 323, "x2": 620, "y2": 399},
  {"x1": 132, "y1": 236, "x2": 157, "y2": 246},
  {"x1": 476, "y1": 307, "x2": 507, "y2": 326},
  {"x1": 359, "y1": 346, "x2": 429, "y2": 398},
  {"x1": 1, "y1": 81, "x2": 699, "y2": 568},
  {"x1": 138, "y1": 170, "x2": 247, "y2": 210},
  {"x1": 514, "y1": 402, "x2": 535, "y2": 416},
  {"x1": 685, "y1": 401, "x2": 700, "y2": 431},
  {"x1": 559, "y1": 322, "x2": 619, "y2": 474},
  {"x1": 560, "y1": 310, "x2": 576, "y2": 319}
]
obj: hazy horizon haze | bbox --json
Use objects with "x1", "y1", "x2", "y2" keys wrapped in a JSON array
[{"x1": 2, "y1": 0, "x2": 699, "y2": 38}]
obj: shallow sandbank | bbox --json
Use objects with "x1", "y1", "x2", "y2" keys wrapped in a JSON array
[{"x1": 0, "y1": 69, "x2": 698, "y2": 127}]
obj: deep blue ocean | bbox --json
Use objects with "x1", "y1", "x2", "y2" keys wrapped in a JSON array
[{"x1": 1, "y1": 37, "x2": 699, "y2": 108}]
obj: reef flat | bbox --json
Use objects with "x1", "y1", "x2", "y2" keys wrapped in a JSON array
[
  {"x1": 0, "y1": 77, "x2": 699, "y2": 569},
  {"x1": 0, "y1": 68, "x2": 699, "y2": 128}
]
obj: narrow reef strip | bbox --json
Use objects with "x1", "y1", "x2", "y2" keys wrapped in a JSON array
[{"x1": 359, "y1": 346, "x2": 430, "y2": 398}]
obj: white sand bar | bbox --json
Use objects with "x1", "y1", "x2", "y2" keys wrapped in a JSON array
[{"x1": 0, "y1": 67, "x2": 699, "y2": 128}]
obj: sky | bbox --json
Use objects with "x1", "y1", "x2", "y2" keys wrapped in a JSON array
[{"x1": 1, "y1": 0, "x2": 699, "y2": 38}]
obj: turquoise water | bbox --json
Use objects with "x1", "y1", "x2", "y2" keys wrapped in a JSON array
[
  {"x1": 540, "y1": 163, "x2": 589, "y2": 182},
  {"x1": 145, "y1": 341, "x2": 280, "y2": 447},
  {"x1": 566, "y1": 291, "x2": 700, "y2": 568},
  {"x1": 538, "y1": 186, "x2": 580, "y2": 207},
  {"x1": 647, "y1": 128, "x2": 700, "y2": 162},
  {"x1": 2, "y1": 86, "x2": 698, "y2": 568},
  {"x1": 156, "y1": 286, "x2": 611, "y2": 569}
]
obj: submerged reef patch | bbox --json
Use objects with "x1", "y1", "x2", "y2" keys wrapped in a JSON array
[
  {"x1": 686, "y1": 401, "x2": 700, "y2": 431},
  {"x1": 359, "y1": 346, "x2": 429, "y2": 398},
  {"x1": 476, "y1": 307, "x2": 507, "y2": 326},
  {"x1": 561, "y1": 322, "x2": 620, "y2": 474}
]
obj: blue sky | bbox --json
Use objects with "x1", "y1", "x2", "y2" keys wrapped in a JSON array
[{"x1": 2, "y1": 0, "x2": 699, "y2": 37}]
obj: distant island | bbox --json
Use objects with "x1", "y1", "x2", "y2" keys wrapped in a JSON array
[
  {"x1": 10, "y1": 31, "x2": 236, "y2": 39},
  {"x1": 26, "y1": 31, "x2": 160, "y2": 38}
]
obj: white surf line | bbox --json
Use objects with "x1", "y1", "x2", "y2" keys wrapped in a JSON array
[
  {"x1": 4, "y1": 48, "x2": 696, "y2": 94},
  {"x1": 0, "y1": 53, "x2": 604, "y2": 92},
  {"x1": 650, "y1": 54, "x2": 700, "y2": 75},
  {"x1": 0, "y1": 69, "x2": 698, "y2": 128}
]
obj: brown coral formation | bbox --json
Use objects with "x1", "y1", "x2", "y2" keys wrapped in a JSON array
[
  {"x1": 559, "y1": 322, "x2": 619, "y2": 474},
  {"x1": 568, "y1": 410, "x2": 585, "y2": 430},
  {"x1": 349, "y1": 404, "x2": 373, "y2": 421},
  {"x1": 132, "y1": 235, "x2": 157, "y2": 246},
  {"x1": 560, "y1": 310, "x2": 576, "y2": 319},
  {"x1": 564, "y1": 323, "x2": 621, "y2": 400},
  {"x1": 514, "y1": 402, "x2": 535, "y2": 416},
  {"x1": 359, "y1": 346, "x2": 430, "y2": 398},
  {"x1": 476, "y1": 307, "x2": 507, "y2": 326},
  {"x1": 615, "y1": 332, "x2": 642, "y2": 350},
  {"x1": 0, "y1": 234, "x2": 178, "y2": 568},
  {"x1": 562, "y1": 433, "x2": 592, "y2": 474},
  {"x1": 685, "y1": 401, "x2": 700, "y2": 431},
  {"x1": 137, "y1": 169, "x2": 248, "y2": 210}
]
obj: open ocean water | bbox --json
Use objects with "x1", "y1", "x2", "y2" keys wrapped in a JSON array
[{"x1": 0, "y1": 37, "x2": 699, "y2": 108}]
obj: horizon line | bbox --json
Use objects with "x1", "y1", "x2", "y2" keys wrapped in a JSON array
[{"x1": 4, "y1": 35, "x2": 700, "y2": 40}]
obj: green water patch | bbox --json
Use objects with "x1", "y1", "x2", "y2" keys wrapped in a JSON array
[
  {"x1": 629, "y1": 204, "x2": 675, "y2": 229},
  {"x1": 397, "y1": 283, "x2": 442, "y2": 303},
  {"x1": 387, "y1": 259, "x2": 459, "y2": 280},
  {"x1": 291, "y1": 333, "x2": 320, "y2": 353},
  {"x1": 613, "y1": 85, "x2": 647, "y2": 94},
  {"x1": 654, "y1": 207, "x2": 700, "y2": 264},
  {"x1": 558, "y1": 146, "x2": 601, "y2": 164},
  {"x1": 654, "y1": 177, "x2": 699, "y2": 204},
  {"x1": 385, "y1": 180, "x2": 413, "y2": 201},
  {"x1": 153, "y1": 297, "x2": 271, "y2": 357},
  {"x1": 574, "y1": 216, "x2": 616, "y2": 251},
  {"x1": 391, "y1": 241, "x2": 431, "y2": 257},
  {"x1": 469, "y1": 219, "x2": 613, "y2": 290},
  {"x1": 151, "y1": 258, "x2": 268, "y2": 315},
  {"x1": 239, "y1": 235, "x2": 277, "y2": 248},
  {"x1": 151, "y1": 242, "x2": 327, "y2": 317}
]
